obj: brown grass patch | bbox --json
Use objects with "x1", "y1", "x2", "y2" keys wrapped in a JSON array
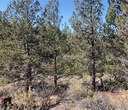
[{"x1": 98, "y1": 91, "x2": 128, "y2": 109}]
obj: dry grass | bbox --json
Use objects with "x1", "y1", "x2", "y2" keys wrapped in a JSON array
[
  {"x1": 13, "y1": 87, "x2": 34, "y2": 108},
  {"x1": 68, "y1": 78, "x2": 87, "y2": 98},
  {"x1": 66, "y1": 75, "x2": 128, "y2": 110},
  {"x1": 0, "y1": 86, "x2": 56, "y2": 110},
  {"x1": 11, "y1": 87, "x2": 55, "y2": 110},
  {"x1": 1, "y1": 75, "x2": 128, "y2": 110},
  {"x1": 0, "y1": 77, "x2": 12, "y2": 86},
  {"x1": 99, "y1": 91, "x2": 128, "y2": 110},
  {"x1": 67, "y1": 76, "x2": 94, "y2": 100}
]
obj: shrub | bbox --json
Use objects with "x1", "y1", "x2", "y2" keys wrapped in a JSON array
[
  {"x1": 0, "y1": 77, "x2": 12, "y2": 86},
  {"x1": 67, "y1": 78, "x2": 90, "y2": 99},
  {"x1": 11, "y1": 86, "x2": 53, "y2": 110},
  {"x1": 79, "y1": 94, "x2": 115, "y2": 110}
]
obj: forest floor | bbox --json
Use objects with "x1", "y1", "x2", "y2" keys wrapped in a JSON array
[
  {"x1": 0, "y1": 75, "x2": 128, "y2": 110},
  {"x1": 50, "y1": 92, "x2": 128, "y2": 110}
]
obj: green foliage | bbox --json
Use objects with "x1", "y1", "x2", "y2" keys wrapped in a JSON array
[
  {"x1": 0, "y1": 0, "x2": 128, "y2": 94},
  {"x1": 0, "y1": 0, "x2": 42, "y2": 82},
  {"x1": 104, "y1": 0, "x2": 128, "y2": 88},
  {"x1": 70, "y1": 0, "x2": 103, "y2": 75},
  {"x1": 38, "y1": 0, "x2": 69, "y2": 78}
]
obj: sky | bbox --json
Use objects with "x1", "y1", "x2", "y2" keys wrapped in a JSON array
[{"x1": 0, "y1": 0, "x2": 108, "y2": 25}]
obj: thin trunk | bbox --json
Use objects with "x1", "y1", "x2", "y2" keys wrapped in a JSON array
[
  {"x1": 91, "y1": 40, "x2": 96, "y2": 91},
  {"x1": 54, "y1": 56, "x2": 57, "y2": 88},
  {"x1": 91, "y1": 0, "x2": 96, "y2": 92},
  {"x1": 26, "y1": 62, "x2": 32, "y2": 93},
  {"x1": 25, "y1": 42, "x2": 32, "y2": 95}
]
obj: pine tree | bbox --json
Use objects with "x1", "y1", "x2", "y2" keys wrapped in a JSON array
[
  {"x1": 0, "y1": 10, "x2": 17, "y2": 76},
  {"x1": 3, "y1": 0, "x2": 41, "y2": 94},
  {"x1": 39, "y1": 0, "x2": 64, "y2": 88},
  {"x1": 105, "y1": 0, "x2": 128, "y2": 88},
  {"x1": 70, "y1": 0, "x2": 103, "y2": 91}
]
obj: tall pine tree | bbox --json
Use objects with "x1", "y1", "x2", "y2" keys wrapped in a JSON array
[
  {"x1": 105, "y1": 0, "x2": 128, "y2": 89},
  {"x1": 40, "y1": 0, "x2": 63, "y2": 88},
  {"x1": 3, "y1": 0, "x2": 41, "y2": 94},
  {"x1": 70, "y1": 0, "x2": 103, "y2": 91}
]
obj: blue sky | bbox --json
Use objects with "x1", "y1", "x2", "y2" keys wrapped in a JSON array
[{"x1": 0, "y1": 0, "x2": 108, "y2": 24}]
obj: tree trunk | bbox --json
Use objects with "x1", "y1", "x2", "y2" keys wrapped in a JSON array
[
  {"x1": 26, "y1": 62, "x2": 32, "y2": 95},
  {"x1": 25, "y1": 42, "x2": 32, "y2": 95},
  {"x1": 91, "y1": 40, "x2": 96, "y2": 92},
  {"x1": 90, "y1": 0, "x2": 96, "y2": 92},
  {"x1": 54, "y1": 56, "x2": 58, "y2": 88}
]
